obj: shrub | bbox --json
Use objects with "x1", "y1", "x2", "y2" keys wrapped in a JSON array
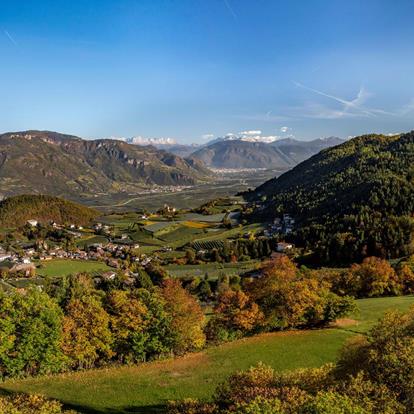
[{"x1": 0, "y1": 393, "x2": 78, "y2": 414}]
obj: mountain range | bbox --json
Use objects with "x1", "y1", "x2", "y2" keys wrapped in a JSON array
[
  {"x1": 122, "y1": 134, "x2": 345, "y2": 169},
  {"x1": 0, "y1": 131, "x2": 210, "y2": 199},
  {"x1": 189, "y1": 136, "x2": 344, "y2": 169}
]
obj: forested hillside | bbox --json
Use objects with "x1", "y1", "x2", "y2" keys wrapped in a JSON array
[
  {"x1": 0, "y1": 194, "x2": 99, "y2": 227},
  {"x1": 247, "y1": 132, "x2": 414, "y2": 263}
]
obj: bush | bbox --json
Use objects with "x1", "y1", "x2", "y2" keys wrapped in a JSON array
[{"x1": 0, "y1": 393, "x2": 78, "y2": 414}]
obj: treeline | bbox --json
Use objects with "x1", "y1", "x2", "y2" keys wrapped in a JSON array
[
  {"x1": 296, "y1": 208, "x2": 414, "y2": 264},
  {"x1": 192, "y1": 238, "x2": 278, "y2": 263},
  {"x1": 317, "y1": 256, "x2": 414, "y2": 298},
  {"x1": 0, "y1": 256, "x2": 354, "y2": 380},
  {"x1": 0, "y1": 276, "x2": 205, "y2": 379},
  {"x1": 169, "y1": 307, "x2": 414, "y2": 413}
]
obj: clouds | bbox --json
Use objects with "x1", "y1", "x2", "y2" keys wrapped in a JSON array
[
  {"x1": 202, "y1": 133, "x2": 214, "y2": 140},
  {"x1": 206, "y1": 129, "x2": 293, "y2": 144},
  {"x1": 238, "y1": 130, "x2": 262, "y2": 136},
  {"x1": 280, "y1": 126, "x2": 290, "y2": 133}
]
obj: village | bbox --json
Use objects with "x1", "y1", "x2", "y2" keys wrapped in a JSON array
[
  {"x1": 0, "y1": 218, "x2": 153, "y2": 281},
  {"x1": 0, "y1": 201, "x2": 297, "y2": 290}
]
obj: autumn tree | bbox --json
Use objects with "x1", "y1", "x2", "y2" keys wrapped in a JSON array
[
  {"x1": 61, "y1": 277, "x2": 113, "y2": 369},
  {"x1": 246, "y1": 256, "x2": 324, "y2": 329},
  {"x1": 336, "y1": 308, "x2": 414, "y2": 412},
  {"x1": 106, "y1": 289, "x2": 148, "y2": 363},
  {"x1": 207, "y1": 289, "x2": 263, "y2": 341},
  {"x1": 246, "y1": 256, "x2": 354, "y2": 330},
  {"x1": 160, "y1": 279, "x2": 206, "y2": 354},
  {"x1": 343, "y1": 257, "x2": 401, "y2": 297}
]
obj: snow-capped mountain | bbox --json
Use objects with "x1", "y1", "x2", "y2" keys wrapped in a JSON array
[{"x1": 126, "y1": 136, "x2": 177, "y2": 145}]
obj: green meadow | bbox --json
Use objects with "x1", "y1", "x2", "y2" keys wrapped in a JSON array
[{"x1": 36, "y1": 259, "x2": 111, "y2": 278}]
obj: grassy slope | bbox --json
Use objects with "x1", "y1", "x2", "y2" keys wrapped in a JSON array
[{"x1": 2, "y1": 296, "x2": 414, "y2": 414}]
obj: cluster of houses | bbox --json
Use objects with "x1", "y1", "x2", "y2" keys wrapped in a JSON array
[
  {"x1": 0, "y1": 247, "x2": 36, "y2": 277},
  {"x1": 264, "y1": 214, "x2": 295, "y2": 237},
  {"x1": 0, "y1": 218, "x2": 152, "y2": 279}
]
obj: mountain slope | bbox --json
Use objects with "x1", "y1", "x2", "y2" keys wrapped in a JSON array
[
  {"x1": 270, "y1": 137, "x2": 345, "y2": 164},
  {"x1": 0, "y1": 131, "x2": 210, "y2": 199},
  {"x1": 191, "y1": 137, "x2": 344, "y2": 169},
  {"x1": 191, "y1": 140, "x2": 293, "y2": 169},
  {"x1": 0, "y1": 194, "x2": 99, "y2": 227},
  {"x1": 248, "y1": 132, "x2": 414, "y2": 263}
]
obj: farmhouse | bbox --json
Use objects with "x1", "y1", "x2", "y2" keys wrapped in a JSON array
[
  {"x1": 276, "y1": 242, "x2": 294, "y2": 253},
  {"x1": 0, "y1": 253, "x2": 12, "y2": 262},
  {"x1": 10, "y1": 262, "x2": 36, "y2": 277}
]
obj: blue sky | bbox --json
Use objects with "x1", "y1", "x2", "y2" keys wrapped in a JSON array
[{"x1": 1, "y1": 0, "x2": 414, "y2": 143}]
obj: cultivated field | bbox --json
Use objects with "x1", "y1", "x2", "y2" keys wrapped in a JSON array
[{"x1": 2, "y1": 296, "x2": 413, "y2": 414}]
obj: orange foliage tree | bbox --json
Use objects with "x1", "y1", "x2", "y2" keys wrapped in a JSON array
[
  {"x1": 207, "y1": 289, "x2": 264, "y2": 341},
  {"x1": 160, "y1": 279, "x2": 206, "y2": 354},
  {"x1": 343, "y1": 257, "x2": 401, "y2": 297}
]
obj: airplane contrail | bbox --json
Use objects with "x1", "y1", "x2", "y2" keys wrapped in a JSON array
[
  {"x1": 292, "y1": 81, "x2": 393, "y2": 117},
  {"x1": 4, "y1": 30, "x2": 17, "y2": 46},
  {"x1": 223, "y1": 0, "x2": 237, "y2": 20}
]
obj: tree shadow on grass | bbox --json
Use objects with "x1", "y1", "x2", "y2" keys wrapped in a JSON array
[
  {"x1": 0, "y1": 387, "x2": 166, "y2": 414},
  {"x1": 63, "y1": 402, "x2": 166, "y2": 414}
]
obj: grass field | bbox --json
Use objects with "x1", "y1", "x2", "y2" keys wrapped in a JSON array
[
  {"x1": 2, "y1": 296, "x2": 413, "y2": 414},
  {"x1": 36, "y1": 259, "x2": 111, "y2": 278},
  {"x1": 76, "y1": 235, "x2": 109, "y2": 248},
  {"x1": 165, "y1": 261, "x2": 260, "y2": 280}
]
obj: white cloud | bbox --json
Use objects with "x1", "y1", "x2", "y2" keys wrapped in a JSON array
[
  {"x1": 280, "y1": 126, "x2": 290, "y2": 133},
  {"x1": 238, "y1": 130, "x2": 262, "y2": 136},
  {"x1": 127, "y1": 136, "x2": 177, "y2": 145},
  {"x1": 202, "y1": 134, "x2": 214, "y2": 140}
]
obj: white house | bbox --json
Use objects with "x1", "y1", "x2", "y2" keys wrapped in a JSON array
[
  {"x1": 276, "y1": 242, "x2": 294, "y2": 253},
  {"x1": 0, "y1": 253, "x2": 11, "y2": 262}
]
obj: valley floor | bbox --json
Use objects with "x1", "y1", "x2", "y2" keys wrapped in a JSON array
[
  {"x1": 79, "y1": 169, "x2": 283, "y2": 212},
  {"x1": 2, "y1": 296, "x2": 413, "y2": 414}
]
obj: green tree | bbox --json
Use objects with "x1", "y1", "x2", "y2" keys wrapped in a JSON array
[{"x1": 0, "y1": 288, "x2": 65, "y2": 378}]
